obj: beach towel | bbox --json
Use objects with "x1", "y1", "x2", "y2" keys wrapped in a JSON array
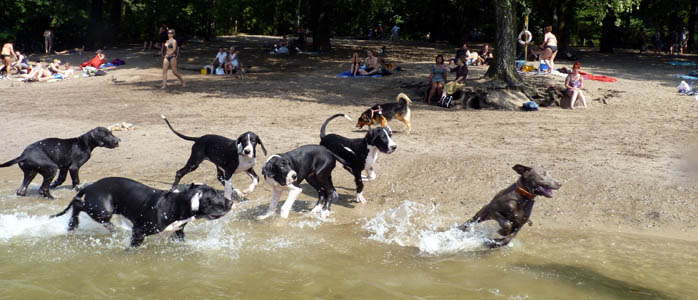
[
  {"x1": 110, "y1": 59, "x2": 125, "y2": 66},
  {"x1": 336, "y1": 71, "x2": 382, "y2": 78},
  {"x1": 579, "y1": 71, "x2": 617, "y2": 82},
  {"x1": 99, "y1": 62, "x2": 116, "y2": 69},
  {"x1": 674, "y1": 74, "x2": 698, "y2": 80},
  {"x1": 668, "y1": 61, "x2": 696, "y2": 67}
]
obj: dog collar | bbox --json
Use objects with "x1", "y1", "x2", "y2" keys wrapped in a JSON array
[{"x1": 515, "y1": 184, "x2": 535, "y2": 200}]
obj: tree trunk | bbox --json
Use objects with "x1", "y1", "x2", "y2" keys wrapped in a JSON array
[
  {"x1": 599, "y1": 10, "x2": 616, "y2": 53},
  {"x1": 106, "y1": 0, "x2": 122, "y2": 46},
  {"x1": 689, "y1": 0, "x2": 698, "y2": 48},
  {"x1": 485, "y1": 0, "x2": 522, "y2": 87},
  {"x1": 88, "y1": 0, "x2": 105, "y2": 49},
  {"x1": 556, "y1": 0, "x2": 573, "y2": 52},
  {"x1": 310, "y1": 0, "x2": 331, "y2": 52}
]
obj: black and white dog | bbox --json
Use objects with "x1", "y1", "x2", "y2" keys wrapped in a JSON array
[
  {"x1": 260, "y1": 145, "x2": 340, "y2": 219},
  {"x1": 51, "y1": 177, "x2": 232, "y2": 247},
  {"x1": 320, "y1": 114, "x2": 397, "y2": 203},
  {"x1": 162, "y1": 115, "x2": 266, "y2": 200},
  {"x1": 0, "y1": 127, "x2": 120, "y2": 199}
]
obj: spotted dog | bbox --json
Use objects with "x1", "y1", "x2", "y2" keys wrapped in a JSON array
[
  {"x1": 260, "y1": 145, "x2": 341, "y2": 219},
  {"x1": 320, "y1": 114, "x2": 397, "y2": 203},
  {"x1": 162, "y1": 115, "x2": 266, "y2": 200}
]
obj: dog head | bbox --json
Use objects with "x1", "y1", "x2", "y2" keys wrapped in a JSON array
[
  {"x1": 236, "y1": 132, "x2": 267, "y2": 159},
  {"x1": 355, "y1": 109, "x2": 384, "y2": 129},
  {"x1": 186, "y1": 183, "x2": 232, "y2": 220},
  {"x1": 366, "y1": 127, "x2": 397, "y2": 154},
  {"x1": 88, "y1": 127, "x2": 121, "y2": 148},
  {"x1": 513, "y1": 164, "x2": 562, "y2": 198},
  {"x1": 262, "y1": 155, "x2": 297, "y2": 187}
]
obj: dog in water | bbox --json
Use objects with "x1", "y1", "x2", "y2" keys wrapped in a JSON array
[
  {"x1": 355, "y1": 93, "x2": 412, "y2": 133},
  {"x1": 459, "y1": 164, "x2": 561, "y2": 248}
]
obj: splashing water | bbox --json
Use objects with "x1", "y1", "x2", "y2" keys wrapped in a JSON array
[{"x1": 362, "y1": 200, "x2": 501, "y2": 255}]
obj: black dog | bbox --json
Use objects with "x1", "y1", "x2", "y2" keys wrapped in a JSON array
[
  {"x1": 0, "y1": 127, "x2": 120, "y2": 199},
  {"x1": 458, "y1": 165, "x2": 562, "y2": 248},
  {"x1": 51, "y1": 177, "x2": 232, "y2": 247},
  {"x1": 320, "y1": 114, "x2": 396, "y2": 203},
  {"x1": 162, "y1": 115, "x2": 266, "y2": 200},
  {"x1": 260, "y1": 145, "x2": 340, "y2": 219}
]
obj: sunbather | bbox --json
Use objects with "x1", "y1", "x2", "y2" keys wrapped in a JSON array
[
  {"x1": 357, "y1": 50, "x2": 380, "y2": 76},
  {"x1": 80, "y1": 50, "x2": 106, "y2": 69}
]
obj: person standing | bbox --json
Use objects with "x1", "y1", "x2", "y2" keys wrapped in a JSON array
[
  {"x1": 680, "y1": 27, "x2": 689, "y2": 55},
  {"x1": 542, "y1": 26, "x2": 558, "y2": 72},
  {"x1": 162, "y1": 29, "x2": 185, "y2": 89},
  {"x1": 158, "y1": 24, "x2": 168, "y2": 56},
  {"x1": 390, "y1": 25, "x2": 400, "y2": 40},
  {"x1": 44, "y1": 29, "x2": 53, "y2": 54},
  {"x1": 1, "y1": 41, "x2": 17, "y2": 77}
]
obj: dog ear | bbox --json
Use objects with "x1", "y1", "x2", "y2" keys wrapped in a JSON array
[
  {"x1": 190, "y1": 191, "x2": 202, "y2": 212},
  {"x1": 513, "y1": 164, "x2": 531, "y2": 175},
  {"x1": 236, "y1": 141, "x2": 243, "y2": 155},
  {"x1": 365, "y1": 129, "x2": 377, "y2": 145},
  {"x1": 255, "y1": 136, "x2": 267, "y2": 156}
]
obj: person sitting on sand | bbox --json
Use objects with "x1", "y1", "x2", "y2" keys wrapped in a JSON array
[
  {"x1": 1, "y1": 41, "x2": 18, "y2": 77},
  {"x1": 426, "y1": 54, "x2": 447, "y2": 104},
  {"x1": 565, "y1": 62, "x2": 586, "y2": 109},
  {"x1": 440, "y1": 56, "x2": 468, "y2": 102},
  {"x1": 349, "y1": 52, "x2": 361, "y2": 76},
  {"x1": 273, "y1": 35, "x2": 290, "y2": 54},
  {"x1": 12, "y1": 51, "x2": 28, "y2": 74},
  {"x1": 225, "y1": 46, "x2": 239, "y2": 75},
  {"x1": 211, "y1": 47, "x2": 227, "y2": 71},
  {"x1": 20, "y1": 62, "x2": 52, "y2": 82},
  {"x1": 80, "y1": 49, "x2": 106, "y2": 69},
  {"x1": 477, "y1": 43, "x2": 493, "y2": 65},
  {"x1": 357, "y1": 50, "x2": 380, "y2": 76},
  {"x1": 48, "y1": 59, "x2": 74, "y2": 78}
]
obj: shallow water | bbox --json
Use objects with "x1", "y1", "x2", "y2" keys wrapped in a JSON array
[{"x1": 1, "y1": 190, "x2": 696, "y2": 300}]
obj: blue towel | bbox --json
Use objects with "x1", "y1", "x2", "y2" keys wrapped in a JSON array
[
  {"x1": 336, "y1": 70, "x2": 382, "y2": 78},
  {"x1": 674, "y1": 74, "x2": 698, "y2": 80},
  {"x1": 668, "y1": 61, "x2": 696, "y2": 67}
]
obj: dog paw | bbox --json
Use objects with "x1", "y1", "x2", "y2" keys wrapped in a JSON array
[
  {"x1": 310, "y1": 204, "x2": 323, "y2": 214},
  {"x1": 256, "y1": 212, "x2": 273, "y2": 220},
  {"x1": 280, "y1": 208, "x2": 290, "y2": 219},
  {"x1": 356, "y1": 193, "x2": 367, "y2": 203},
  {"x1": 233, "y1": 189, "x2": 244, "y2": 198},
  {"x1": 320, "y1": 209, "x2": 331, "y2": 219}
]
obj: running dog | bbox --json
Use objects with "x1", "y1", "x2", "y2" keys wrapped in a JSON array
[
  {"x1": 51, "y1": 177, "x2": 232, "y2": 247},
  {"x1": 162, "y1": 115, "x2": 266, "y2": 200},
  {"x1": 458, "y1": 165, "x2": 562, "y2": 248},
  {"x1": 355, "y1": 92, "x2": 412, "y2": 133},
  {"x1": 0, "y1": 127, "x2": 120, "y2": 199},
  {"x1": 260, "y1": 145, "x2": 340, "y2": 219},
  {"x1": 320, "y1": 114, "x2": 397, "y2": 203}
]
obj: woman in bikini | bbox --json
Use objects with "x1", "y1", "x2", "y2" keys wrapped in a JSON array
[
  {"x1": 542, "y1": 26, "x2": 558, "y2": 72},
  {"x1": 162, "y1": 29, "x2": 185, "y2": 89},
  {"x1": 565, "y1": 62, "x2": 586, "y2": 109},
  {"x1": 1, "y1": 41, "x2": 18, "y2": 77},
  {"x1": 426, "y1": 54, "x2": 447, "y2": 104}
]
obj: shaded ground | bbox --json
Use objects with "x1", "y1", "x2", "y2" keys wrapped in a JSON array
[{"x1": 1, "y1": 35, "x2": 697, "y2": 241}]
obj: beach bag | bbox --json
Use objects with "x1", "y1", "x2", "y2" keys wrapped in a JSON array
[
  {"x1": 677, "y1": 81, "x2": 692, "y2": 93},
  {"x1": 203, "y1": 65, "x2": 213, "y2": 74},
  {"x1": 438, "y1": 95, "x2": 453, "y2": 108},
  {"x1": 522, "y1": 101, "x2": 539, "y2": 111},
  {"x1": 215, "y1": 67, "x2": 225, "y2": 75},
  {"x1": 82, "y1": 66, "x2": 97, "y2": 77}
]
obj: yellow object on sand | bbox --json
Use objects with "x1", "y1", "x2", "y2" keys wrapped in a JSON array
[{"x1": 445, "y1": 82, "x2": 464, "y2": 95}]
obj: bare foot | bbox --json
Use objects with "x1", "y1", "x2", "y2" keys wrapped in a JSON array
[{"x1": 161, "y1": 85, "x2": 166, "y2": 89}]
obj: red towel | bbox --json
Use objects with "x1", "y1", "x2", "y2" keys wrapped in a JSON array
[
  {"x1": 579, "y1": 71, "x2": 616, "y2": 82},
  {"x1": 80, "y1": 55, "x2": 106, "y2": 68}
]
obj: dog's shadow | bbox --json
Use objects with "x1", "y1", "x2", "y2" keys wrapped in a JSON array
[{"x1": 299, "y1": 184, "x2": 356, "y2": 209}]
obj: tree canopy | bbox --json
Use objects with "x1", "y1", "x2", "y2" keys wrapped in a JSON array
[{"x1": 1, "y1": 0, "x2": 695, "y2": 52}]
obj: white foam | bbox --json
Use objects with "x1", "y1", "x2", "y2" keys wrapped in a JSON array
[
  {"x1": 362, "y1": 200, "x2": 500, "y2": 255},
  {"x1": 0, "y1": 212, "x2": 113, "y2": 241}
]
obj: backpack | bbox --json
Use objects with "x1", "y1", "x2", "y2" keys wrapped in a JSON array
[
  {"x1": 522, "y1": 101, "x2": 539, "y2": 111},
  {"x1": 438, "y1": 95, "x2": 453, "y2": 108}
]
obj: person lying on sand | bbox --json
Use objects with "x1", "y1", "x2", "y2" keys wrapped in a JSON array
[
  {"x1": 20, "y1": 62, "x2": 53, "y2": 82},
  {"x1": 55, "y1": 46, "x2": 84, "y2": 56}
]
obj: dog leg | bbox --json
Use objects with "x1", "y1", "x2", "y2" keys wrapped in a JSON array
[
  {"x1": 50, "y1": 168, "x2": 68, "y2": 189},
  {"x1": 223, "y1": 178, "x2": 243, "y2": 201},
  {"x1": 68, "y1": 167, "x2": 80, "y2": 190},
  {"x1": 130, "y1": 228, "x2": 147, "y2": 247},
  {"x1": 17, "y1": 170, "x2": 38, "y2": 196},
  {"x1": 280, "y1": 185, "x2": 302, "y2": 219},
  {"x1": 257, "y1": 188, "x2": 282, "y2": 220},
  {"x1": 38, "y1": 167, "x2": 57, "y2": 199},
  {"x1": 241, "y1": 169, "x2": 259, "y2": 196},
  {"x1": 361, "y1": 167, "x2": 377, "y2": 181}
]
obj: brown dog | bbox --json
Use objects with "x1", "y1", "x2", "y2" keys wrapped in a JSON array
[
  {"x1": 356, "y1": 93, "x2": 412, "y2": 133},
  {"x1": 459, "y1": 164, "x2": 562, "y2": 248}
]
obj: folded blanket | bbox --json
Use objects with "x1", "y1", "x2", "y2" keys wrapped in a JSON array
[{"x1": 336, "y1": 70, "x2": 382, "y2": 78}]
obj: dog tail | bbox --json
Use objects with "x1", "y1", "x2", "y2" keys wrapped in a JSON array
[
  {"x1": 50, "y1": 190, "x2": 85, "y2": 218},
  {"x1": 320, "y1": 114, "x2": 352, "y2": 139},
  {"x1": 396, "y1": 93, "x2": 412, "y2": 107},
  {"x1": 0, "y1": 157, "x2": 20, "y2": 168},
  {"x1": 161, "y1": 115, "x2": 198, "y2": 141}
]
